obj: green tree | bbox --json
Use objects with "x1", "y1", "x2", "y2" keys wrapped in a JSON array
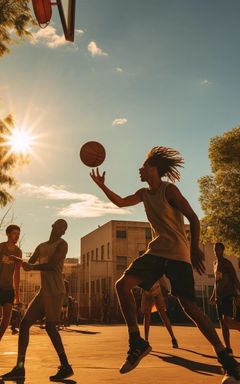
[
  {"x1": 198, "y1": 127, "x2": 240, "y2": 256},
  {"x1": 0, "y1": 0, "x2": 35, "y2": 57},
  {"x1": 0, "y1": 115, "x2": 25, "y2": 207}
]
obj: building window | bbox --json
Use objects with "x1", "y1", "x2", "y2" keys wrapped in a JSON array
[
  {"x1": 101, "y1": 245, "x2": 104, "y2": 260},
  {"x1": 91, "y1": 250, "x2": 94, "y2": 261},
  {"x1": 86, "y1": 282, "x2": 89, "y2": 294},
  {"x1": 107, "y1": 242, "x2": 110, "y2": 259},
  {"x1": 145, "y1": 227, "x2": 152, "y2": 240},
  {"x1": 87, "y1": 252, "x2": 89, "y2": 266},
  {"x1": 91, "y1": 281, "x2": 95, "y2": 294},
  {"x1": 116, "y1": 230, "x2": 127, "y2": 238},
  {"x1": 101, "y1": 278, "x2": 106, "y2": 293},
  {"x1": 82, "y1": 254, "x2": 85, "y2": 265},
  {"x1": 96, "y1": 280, "x2": 100, "y2": 293},
  {"x1": 116, "y1": 256, "x2": 128, "y2": 270},
  {"x1": 96, "y1": 248, "x2": 98, "y2": 261}
]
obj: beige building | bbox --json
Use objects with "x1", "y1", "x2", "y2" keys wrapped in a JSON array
[{"x1": 79, "y1": 220, "x2": 240, "y2": 322}]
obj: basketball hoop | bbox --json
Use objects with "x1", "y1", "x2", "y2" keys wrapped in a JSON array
[
  {"x1": 32, "y1": 0, "x2": 76, "y2": 41},
  {"x1": 32, "y1": 0, "x2": 57, "y2": 28}
]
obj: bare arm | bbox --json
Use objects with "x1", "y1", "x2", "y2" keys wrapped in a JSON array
[
  {"x1": 166, "y1": 184, "x2": 205, "y2": 275},
  {"x1": 23, "y1": 241, "x2": 68, "y2": 272},
  {"x1": 28, "y1": 246, "x2": 40, "y2": 264},
  {"x1": 13, "y1": 250, "x2": 22, "y2": 304},
  {"x1": 90, "y1": 168, "x2": 143, "y2": 207}
]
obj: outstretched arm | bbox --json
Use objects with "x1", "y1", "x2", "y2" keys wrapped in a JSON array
[
  {"x1": 90, "y1": 168, "x2": 143, "y2": 207},
  {"x1": 23, "y1": 242, "x2": 68, "y2": 272},
  {"x1": 166, "y1": 184, "x2": 205, "y2": 275}
]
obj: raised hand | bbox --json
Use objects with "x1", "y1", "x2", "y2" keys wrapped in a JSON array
[{"x1": 90, "y1": 167, "x2": 106, "y2": 188}]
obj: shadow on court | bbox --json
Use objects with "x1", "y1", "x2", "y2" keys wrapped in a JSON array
[
  {"x1": 62, "y1": 328, "x2": 100, "y2": 335},
  {"x1": 150, "y1": 351, "x2": 221, "y2": 376},
  {"x1": 0, "y1": 379, "x2": 77, "y2": 384}
]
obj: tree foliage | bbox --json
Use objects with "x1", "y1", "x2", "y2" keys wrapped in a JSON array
[
  {"x1": 0, "y1": 115, "x2": 25, "y2": 207},
  {"x1": 198, "y1": 127, "x2": 240, "y2": 256},
  {"x1": 0, "y1": 0, "x2": 35, "y2": 57}
]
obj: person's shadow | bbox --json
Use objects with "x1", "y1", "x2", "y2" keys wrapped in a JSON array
[
  {"x1": 0, "y1": 378, "x2": 77, "y2": 384},
  {"x1": 150, "y1": 350, "x2": 221, "y2": 376}
]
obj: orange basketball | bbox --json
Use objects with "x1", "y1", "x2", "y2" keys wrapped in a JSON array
[
  {"x1": 32, "y1": 0, "x2": 52, "y2": 25},
  {"x1": 80, "y1": 141, "x2": 106, "y2": 167}
]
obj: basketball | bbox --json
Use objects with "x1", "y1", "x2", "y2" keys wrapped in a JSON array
[
  {"x1": 221, "y1": 375, "x2": 238, "y2": 384},
  {"x1": 80, "y1": 141, "x2": 106, "y2": 167}
]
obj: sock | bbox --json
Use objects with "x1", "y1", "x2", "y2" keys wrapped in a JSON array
[
  {"x1": 58, "y1": 351, "x2": 69, "y2": 366},
  {"x1": 16, "y1": 355, "x2": 25, "y2": 369},
  {"x1": 128, "y1": 328, "x2": 140, "y2": 343}
]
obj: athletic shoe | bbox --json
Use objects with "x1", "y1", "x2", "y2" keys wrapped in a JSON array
[
  {"x1": 119, "y1": 337, "x2": 152, "y2": 374},
  {"x1": 172, "y1": 338, "x2": 179, "y2": 348},
  {"x1": 49, "y1": 365, "x2": 74, "y2": 381},
  {"x1": 1, "y1": 366, "x2": 25, "y2": 380},
  {"x1": 218, "y1": 349, "x2": 240, "y2": 380}
]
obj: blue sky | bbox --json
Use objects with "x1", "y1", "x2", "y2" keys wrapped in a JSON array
[{"x1": 0, "y1": 0, "x2": 240, "y2": 258}]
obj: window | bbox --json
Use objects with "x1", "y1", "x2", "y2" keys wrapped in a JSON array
[
  {"x1": 91, "y1": 250, "x2": 94, "y2": 261},
  {"x1": 116, "y1": 230, "x2": 127, "y2": 238},
  {"x1": 96, "y1": 247, "x2": 98, "y2": 261},
  {"x1": 116, "y1": 256, "x2": 128, "y2": 270},
  {"x1": 101, "y1": 245, "x2": 104, "y2": 260},
  {"x1": 86, "y1": 282, "x2": 89, "y2": 294},
  {"x1": 101, "y1": 278, "x2": 106, "y2": 293},
  {"x1": 82, "y1": 254, "x2": 85, "y2": 265},
  {"x1": 145, "y1": 227, "x2": 152, "y2": 240},
  {"x1": 107, "y1": 242, "x2": 110, "y2": 259},
  {"x1": 96, "y1": 280, "x2": 100, "y2": 293},
  {"x1": 87, "y1": 252, "x2": 89, "y2": 266},
  {"x1": 91, "y1": 281, "x2": 95, "y2": 294}
]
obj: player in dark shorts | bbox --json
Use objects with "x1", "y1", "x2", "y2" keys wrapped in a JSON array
[
  {"x1": 209, "y1": 242, "x2": 240, "y2": 355},
  {"x1": 0, "y1": 225, "x2": 22, "y2": 342},
  {"x1": 1, "y1": 219, "x2": 73, "y2": 381},
  {"x1": 90, "y1": 146, "x2": 240, "y2": 380}
]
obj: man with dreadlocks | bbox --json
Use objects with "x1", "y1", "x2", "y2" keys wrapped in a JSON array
[{"x1": 90, "y1": 146, "x2": 240, "y2": 380}]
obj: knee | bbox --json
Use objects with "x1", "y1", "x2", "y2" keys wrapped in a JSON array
[
  {"x1": 20, "y1": 319, "x2": 32, "y2": 331},
  {"x1": 45, "y1": 322, "x2": 57, "y2": 333}
]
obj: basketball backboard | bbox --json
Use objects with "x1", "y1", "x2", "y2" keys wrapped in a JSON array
[{"x1": 56, "y1": 0, "x2": 76, "y2": 42}]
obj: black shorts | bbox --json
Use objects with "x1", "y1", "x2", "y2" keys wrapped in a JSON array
[
  {"x1": 216, "y1": 296, "x2": 235, "y2": 318},
  {"x1": 124, "y1": 254, "x2": 196, "y2": 301},
  {"x1": 0, "y1": 288, "x2": 15, "y2": 305}
]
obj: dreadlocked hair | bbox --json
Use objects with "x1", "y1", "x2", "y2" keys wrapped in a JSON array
[{"x1": 146, "y1": 146, "x2": 184, "y2": 182}]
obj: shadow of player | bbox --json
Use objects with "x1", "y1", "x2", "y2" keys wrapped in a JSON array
[{"x1": 151, "y1": 351, "x2": 221, "y2": 376}]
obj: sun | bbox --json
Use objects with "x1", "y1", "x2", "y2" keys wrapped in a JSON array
[{"x1": 8, "y1": 129, "x2": 34, "y2": 154}]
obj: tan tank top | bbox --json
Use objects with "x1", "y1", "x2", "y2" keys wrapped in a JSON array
[
  {"x1": 37, "y1": 239, "x2": 66, "y2": 296},
  {"x1": 142, "y1": 182, "x2": 190, "y2": 263}
]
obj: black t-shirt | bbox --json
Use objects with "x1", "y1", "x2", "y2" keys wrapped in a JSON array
[{"x1": 214, "y1": 257, "x2": 237, "y2": 299}]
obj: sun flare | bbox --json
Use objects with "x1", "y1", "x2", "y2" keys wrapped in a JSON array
[{"x1": 7, "y1": 129, "x2": 34, "y2": 154}]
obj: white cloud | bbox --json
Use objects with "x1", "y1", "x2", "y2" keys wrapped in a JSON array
[
  {"x1": 18, "y1": 183, "x2": 131, "y2": 218},
  {"x1": 116, "y1": 67, "x2": 123, "y2": 73},
  {"x1": 201, "y1": 79, "x2": 212, "y2": 86},
  {"x1": 31, "y1": 25, "x2": 84, "y2": 48},
  {"x1": 112, "y1": 118, "x2": 128, "y2": 126},
  {"x1": 88, "y1": 41, "x2": 108, "y2": 56},
  {"x1": 59, "y1": 200, "x2": 130, "y2": 218}
]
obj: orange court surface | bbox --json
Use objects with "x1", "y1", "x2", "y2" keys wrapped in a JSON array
[{"x1": 1, "y1": 324, "x2": 239, "y2": 384}]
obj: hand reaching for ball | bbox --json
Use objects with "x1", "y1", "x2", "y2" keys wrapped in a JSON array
[{"x1": 90, "y1": 168, "x2": 106, "y2": 188}]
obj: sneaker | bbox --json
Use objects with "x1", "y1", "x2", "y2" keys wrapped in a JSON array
[
  {"x1": 218, "y1": 349, "x2": 240, "y2": 380},
  {"x1": 1, "y1": 366, "x2": 25, "y2": 380},
  {"x1": 172, "y1": 338, "x2": 179, "y2": 348},
  {"x1": 119, "y1": 337, "x2": 152, "y2": 374},
  {"x1": 49, "y1": 365, "x2": 74, "y2": 381}
]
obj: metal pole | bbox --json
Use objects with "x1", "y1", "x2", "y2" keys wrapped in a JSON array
[{"x1": 88, "y1": 256, "x2": 91, "y2": 320}]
